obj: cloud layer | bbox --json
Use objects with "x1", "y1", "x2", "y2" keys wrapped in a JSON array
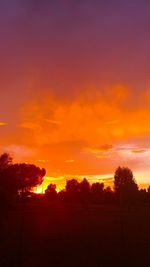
[{"x1": 1, "y1": 1, "x2": 150, "y2": 186}]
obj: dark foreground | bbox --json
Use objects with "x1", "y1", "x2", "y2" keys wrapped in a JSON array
[{"x1": 1, "y1": 201, "x2": 150, "y2": 267}]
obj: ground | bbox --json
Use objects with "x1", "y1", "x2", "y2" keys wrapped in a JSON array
[{"x1": 0, "y1": 200, "x2": 150, "y2": 267}]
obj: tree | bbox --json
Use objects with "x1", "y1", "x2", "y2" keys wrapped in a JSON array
[
  {"x1": 65, "y1": 179, "x2": 80, "y2": 202},
  {"x1": 79, "y1": 178, "x2": 90, "y2": 203},
  {"x1": 0, "y1": 153, "x2": 13, "y2": 171},
  {"x1": 45, "y1": 184, "x2": 57, "y2": 200},
  {"x1": 0, "y1": 160, "x2": 46, "y2": 200},
  {"x1": 10, "y1": 163, "x2": 46, "y2": 193},
  {"x1": 103, "y1": 186, "x2": 114, "y2": 203},
  {"x1": 138, "y1": 189, "x2": 147, "y2": 205},
  {"x1": 91, "y1": 182, "x2": 104, "y2": 203},
  {"x1": 58, "y1": 190, "x2": 67, "y2": 202},
  {"x1": 91, "y1": 182, "x2": 104, "y2": 194},
  {"x1": 114, "y1": 166, "x2": 138, "y2": 206},
  {"x1": 79, "y1": 178, "x2": 90, "y2": 193},
  {"x1": 0, "y1": 154, "x2": 14, "y2": 205},
  {"x1": 66, "y1": 179, "x2": 80, "y2": 194}
]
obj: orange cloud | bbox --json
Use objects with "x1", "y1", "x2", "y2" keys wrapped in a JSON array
[
  {"x1": 65, "y1": 159, "x2": 76, "y2": 163},
  {"x1": 84, "y1": 144, "x2": 114, "y2": 154},
  {"x1": 132, "y1": 149, "x2": 147, "y2": 154},
  {"x1": 20, "y1": 122, "x2": 40, "y2": 129},
  {"x1": 4, "y1": 85, "x2": 150, "y2": 188},
  {"x1": 0, "y1": 122, "x2": 8, "y2": 126}
]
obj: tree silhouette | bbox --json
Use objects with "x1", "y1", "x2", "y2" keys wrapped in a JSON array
[
  {"x1": 65, "y1": 179, "x2": 80, "y2": 202},
  {"x1": 45, "y1": 184, "x2": 57, "y2": 200},
  {"x1": 58, "y1": 189, "x2": 67, "y2": 202},
  {"x1": 0, "y1": 153, "x2": 13, "y2": 171},
  {"x1": 114, "y1": 166, "x2": 138, "y2": 206},
  {"x1": 103, "y1": 186, "x2": 114, "y2": 203},
  {"x1": 91, "y1": 182, "x2": 104, "y2": 194},
  {"x1": 79, "y1": 178, "x2": 90, "y2": 193},
  {"x1": 78, "y1": 178, "x2": 90, "y2": 203},
  {"x1": 138, "y1": 189, "x2": 148, "y2": 205},
  {"x1": 10, "y1": 163, "x2": 46, "y2": 194},
  {"x1": 91, "y1": 182, "x2": 104, "y2": 203},
  {"x1": 0, "y1": 155, "x2": 46, "y2": 202},
  {"x1": 66, "y1": 179, "x2": 80, "y2": 194}
]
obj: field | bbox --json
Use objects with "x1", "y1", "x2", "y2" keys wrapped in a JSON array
[{"x1": 1, "y1": 201, "x2": 150, "y2": 267}]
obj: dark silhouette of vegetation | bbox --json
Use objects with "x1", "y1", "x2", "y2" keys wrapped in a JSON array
[
  {"x1": 0, "y1": 153, "x2": 13, "y2": 170},
  {"x1": 0, "y1": 153, "x2": 46, "y2": 206},
  {"x1": 45, "y1": 184, "x2": 57, "y2": 200},
  {"x1": 114, "y1": 166, "x2": 138, "y2": 207},
  {"x1": 79, "y1": 178, "x2": 90, "y2": 202},
  {"x1": 91, "y1": 182, "x2": 104, "y2": 203},
  {"x1": 0, "y1": 153, "x2": 150, "y2": 208},
  {"x1": 59, "y1": 177, "x2": 114, "y2": 205},
  {"x1": 1, "y1": 154, "x2": 150, "y2": 266},
  {"x1": 0, "y1": 153, "x2": 15, "y2": 206}
]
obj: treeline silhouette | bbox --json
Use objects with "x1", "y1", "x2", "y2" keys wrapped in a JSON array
[
  {"x1": 46, "y1": 179, "x2": 115, "y2": 204},
  {"x1": 0, "y1": 152, "x2": 150, "y2": 209},
  {"x1": 2, "y1": 153, "x2": 150, "y2": 267},
  {"x1": 47, "y1": 172, "x2": 150, "y2": 207}
]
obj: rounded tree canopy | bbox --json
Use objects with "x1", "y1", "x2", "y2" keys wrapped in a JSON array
[
  {"x1": 114, "y1": 166, "x2": 138, "y2": 195},
  {"x1": 0, "y1": 162, "x2": 46, "y2": 193}
]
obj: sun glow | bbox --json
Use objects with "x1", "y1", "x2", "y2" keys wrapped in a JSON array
[
  {"x1": 32, "y1": 171, "x2": 150, "y2": 194},
  {"x1": 33, "y1": 176, "x2": 64, "y2": 194},
  {"x1": 33, "y1": 174, "x2": 115, "y2": 194}
]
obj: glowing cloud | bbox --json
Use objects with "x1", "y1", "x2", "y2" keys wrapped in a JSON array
[
  {"x1": 1, "y1": 0, "x2": 150, "y2": 189},
  {"x1": 0, "y1": 122, "x2": 8, "y2": 126},
  {"x1": 65, "y1": 159, "x2": 76, "y2": 163}
]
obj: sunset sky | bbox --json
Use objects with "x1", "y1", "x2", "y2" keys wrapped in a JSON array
[{"x1": 1, "y1": 1, "x2": 150, "y2": 190}]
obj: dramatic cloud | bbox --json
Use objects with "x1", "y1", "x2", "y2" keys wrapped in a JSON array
[{"x1": 1, "y1": 1, "x2": 150, "y2": 188}]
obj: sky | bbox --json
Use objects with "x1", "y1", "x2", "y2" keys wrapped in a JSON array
[{"x1": 1, "y1": 0, "x2": 150, "y2": 190}]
